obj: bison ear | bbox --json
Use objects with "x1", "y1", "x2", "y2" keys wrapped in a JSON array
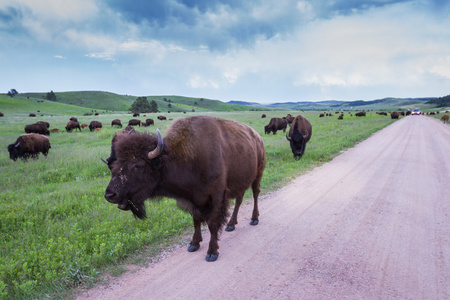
[{"x1": 148, "y1": 129, "x2": 164, "y2": 159}]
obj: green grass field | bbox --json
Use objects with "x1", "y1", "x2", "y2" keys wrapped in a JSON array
[{"x1": 0, "y1": 97, "x2": 398, "y2": 299}]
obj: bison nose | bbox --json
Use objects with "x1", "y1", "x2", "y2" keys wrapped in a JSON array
[{"x1": 104, "y1": 192, "x2": 117, "y2": 202}]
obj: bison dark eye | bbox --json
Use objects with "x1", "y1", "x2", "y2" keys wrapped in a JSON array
[{"x1": 133, "y1": 165, "x2": 144, "y2": 171}]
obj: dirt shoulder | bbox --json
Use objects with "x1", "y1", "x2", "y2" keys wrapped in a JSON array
[{"x1": 77, "y1": 115, "x2": 450, "y2": 300}]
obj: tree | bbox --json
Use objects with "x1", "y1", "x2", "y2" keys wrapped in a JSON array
[
  {"x1": 129, "y1": 97, "x2": 153, "y2": 113},
  {"x1": 45, "y1": 90, "x2": 56, "y2": 101},
  {"x1": 150, "y1": 100, "x2": 158, "y2": 113}
]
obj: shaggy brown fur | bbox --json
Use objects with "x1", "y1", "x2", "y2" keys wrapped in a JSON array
[
  {"x1": 7, "y1": 133, "x2": 51, "y2": 161},
  {"x1": 104, "y1": 115, "x2": 266, "y2": 262},
  {"x1": 286, "y1": 115, "x2": 312, "y2": 161}
]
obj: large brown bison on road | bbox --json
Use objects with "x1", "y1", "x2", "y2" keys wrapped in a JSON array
[
  {"x1": 104, "y1": 116, "x2": 266, "y2": 262},
  {"x1": 286, "y1": 115, "x2": 312, "y2": 160},
  {"x1": 264, "y1": 117, "x2": 288, "y2": 134},
  {"x1": 7, "y1": 133, "x2": 51, "y2": 161}
]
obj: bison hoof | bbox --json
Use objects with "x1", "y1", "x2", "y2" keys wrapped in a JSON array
[
  {"x1": 205, "y1": 253, "x2": 219, "y2": 262},
  {"x1": 225, "y1": 225, "x2": 235, "y2": 232},
  {"x1": 187, "y1": 245, "x2": 199, "y2": 252},
  {"x1": 250, "y1": 220, "x2": 259, "y2": 226}
]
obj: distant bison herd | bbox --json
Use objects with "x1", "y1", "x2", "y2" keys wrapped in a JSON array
[{"x1": 5, "y1": 115, "x2": 167, "y2": 162}]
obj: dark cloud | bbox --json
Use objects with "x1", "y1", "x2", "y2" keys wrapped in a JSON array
[{"x1": 106, "y1": 0, "x2": 303, "y2": 51}]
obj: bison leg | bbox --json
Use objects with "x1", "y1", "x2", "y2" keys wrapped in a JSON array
[
  {"x1": 187, "y1": 218, "x2": 202, "y2": 252},
  {"x1": 206, "y1": 221, "x2": 220, "y2": 262},
  {"x1": 225, "y1": 194, "x2": 244, "y2": 232},
  {"x1": 250, "y1": 176, "x2": 262, "y2": 226}
]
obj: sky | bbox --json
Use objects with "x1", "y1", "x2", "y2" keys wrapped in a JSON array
[{"x1": 1, "y1": 0, "x2": 449, "y2": 103}]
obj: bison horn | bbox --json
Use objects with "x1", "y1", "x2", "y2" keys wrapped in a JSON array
[
  {"x1": 286, "y1": 133, "x2": 291, "y2": 141},
  {"x1": 148, "y1": 129, "x2": 164, "y2": 159},
  {"x1": 15, "y1": 142, "x2": 20, "y2": 148},
  {"x1": 101, "y1": 158, "x2": 108, "y2": 165},
  {"x1": 303, "y1": 131, "x2": 309, "y2": 139}
]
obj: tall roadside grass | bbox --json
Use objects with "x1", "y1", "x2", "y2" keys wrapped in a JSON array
[{"x1": 0, "y1": 110, "x2": 396, "y2": 299}]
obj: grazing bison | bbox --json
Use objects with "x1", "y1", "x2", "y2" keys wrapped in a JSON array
[
  {"x1": 284, "y1": 114, "x2": 294, "y2": 125},
  {"x1": 261, "y1": 114, "x2": 266, "y2": 118},
  {"x1": 338, "y1": 114, "x2": 344, "y2": 120},
  {"x1": 128, "y1": 119, "x2": 141, "y2": 127},
  {"x1": 24, "y1": 123, "x2": 50, "y2": 136},
  {"x1": 89, "y1": 120, "x2": 103, "y2": 132},
  {"x1": 29, "y1": 113, "x2": 36, "y2": 117},
  {"x1": 111, "y1": 119, "x2": 122, "y2": 128},
  {"x1": 70, "y1": 117, "x2": 78, "y2": 122},
  {"x1": 7, "y1": 133, "x2": 51, "y2": 161},
  {"x1": 441, "y1": 114, "x2": 449, "y2": 124},
  {"x1": 103, "y1": 116, "x2": 266, "y2": 262},
  {"x1": 355, "y1": 112, "x2": 366, "y2": 117},
  {"x1": 133, "y1": 113, "x2": 140, "y2": 117},
  {"x1": 286, "y1": 115, "x2": 312, "y2": 161},
  {"x1": 391, "y1": 111, "x2": 400, "y2": 119},
  {"x1": 65, "y1": 120, "x2": 82, "y2": 132},
  {"x1": 36, "y1": 121, "x2": 50, "y2": 128},
  {"x1": 264, "y1": 117, "x2": 288, "y2": 135},
  {"x1": 50, "y1": 128, "x2": 59, "y2": 133},
  {"x1": 80, "y1": 123, "x2": 88, "y2": 129},
  {"x1": 142, "y1": 118, "x2": 154, "y2": 127},
  {"x1": 157, "y1": 115, "x2": 167, "y2": 121},
  {"x1": 0, "y1": 112, "x2": 4, "y2": 117}
]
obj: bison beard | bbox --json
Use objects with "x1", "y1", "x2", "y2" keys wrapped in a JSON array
[{"x1": 104, "y1": 116, "x2": 266, "y2": 262}]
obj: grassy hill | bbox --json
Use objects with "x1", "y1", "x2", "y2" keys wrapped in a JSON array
[
  {"x1": 0, "y1": 96, "x2": 96, "y2": 117},
  {"x1": 12, "y1": 92, "x2": 262, "y2": 113},
  {"x1": 230, "y1": 97, "x2": 447, "y2": 112}
]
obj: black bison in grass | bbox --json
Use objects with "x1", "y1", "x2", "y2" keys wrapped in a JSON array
[
  {"x1": 128, "y1": 119, "x2": 141, "y2": 127},
  {"x1": 70, "y1": 117, "x2": 78, "y2": 122},
  {"x1": 355, "y1": 112, "x2": 366, "y2": 117},
  {"x1": 390, "y1": 111, "x2": 400, "y2": 119},
  {"x1": 7, "y1": 133, "x2": 51, "y2": 161},
  {"x1": 286, "y1": 115, "x2": 312, "y2": 161},
  {"x1": 157, "y1": 115, "x2": 167, "y2": 121},
  {"x1": 36, "y1": 121, "x2": 50, "y2": 128},
  {"x1": 142, "y1": 118, "x2": 154, "y2": 127},
  {"x1": 65, "y1": 120, "x2": 82, "y2": 132},
  {"x1": 111, "y1": 119, "x2": 122, "y2": 128},
  {"x1": 89, "y1": 120, "x2": 102, "y2": 132},
  {"x1": 24, "y1": 123, "x2": 50, "y2": 136},
  {"x1": 103, "y1": 115, "x2": 266, "y2": 262},
  {"x1": 264, "y1": 117, "x2": 288, "y2": 135}
]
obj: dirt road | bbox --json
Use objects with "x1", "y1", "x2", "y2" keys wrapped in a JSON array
[{"x1": 78, "y1": 115, "x2": 450, "y2": 300}]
